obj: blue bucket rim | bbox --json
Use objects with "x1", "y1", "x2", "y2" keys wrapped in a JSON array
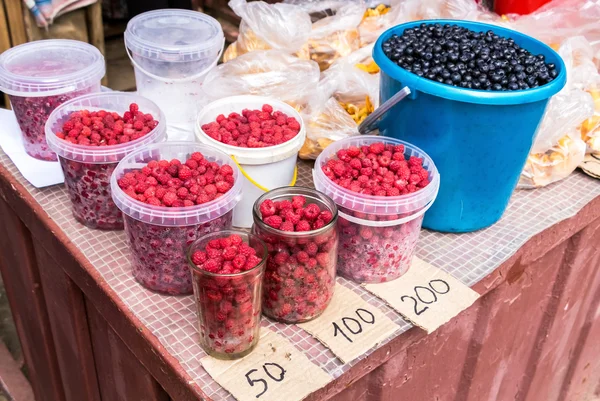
[{"x1": 373, "y1": 19, "x2": 567, "y2": 105}]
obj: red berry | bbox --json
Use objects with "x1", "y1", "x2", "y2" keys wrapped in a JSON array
[{"x1": 264, "y1": 215, "x2": 283, "y2": 229}]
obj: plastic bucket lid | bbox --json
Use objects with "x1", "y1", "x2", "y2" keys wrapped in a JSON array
[
  {"x1": 0, "y1": 39, "x2": 105, "y2": 97},
  {"x1": 110, "y1": 142, "x2": 243, "y2": 227},
  {"x1": 125, "y1": 9, "x2": 224, "y2": 64},
  {"x1": 45, "y1": 92, "x2": 167, "y2": 164},
  {"x1": 313, "y1": 135, "x2": 439, "y2": 217},
  {"x1": 195, "y1": 95, "x2": 306, "y2": 165}
]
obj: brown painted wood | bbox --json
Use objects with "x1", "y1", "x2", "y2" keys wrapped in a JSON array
[
  {"x1": 2, "y1": 0, "x2": 27, "y2": 46},
  {"x1": 34, "y1": 244, "x2": 102, "y2": 401},
  {"x1": 85, "y1": 1, "x2": 108, "y2": 86},
  {"x1": 0, "y1": 197, "x2": 66, "y2": 401},
  {"x1": 87, "y1": 301, "x2": 171, "y2": 401},
  {"x1": 0, "y1": 341, "x2": 35, "y2": 401}
]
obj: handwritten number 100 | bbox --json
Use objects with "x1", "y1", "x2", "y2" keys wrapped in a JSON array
[
  {"x1": 401, "y1": 279, "x2": 450, "y2": 315},
  {"x1": 332, "y1": 308, "x2": 375, "y2": 343}
]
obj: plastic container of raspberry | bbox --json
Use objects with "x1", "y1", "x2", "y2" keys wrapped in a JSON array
[
  {"x1": 0, "y1": 39, "x2": 105, "y2": 161},
  {"x1": 125, "y1": 9, "x2": 224, "y2": 141},
  {"x1": 188, "y1": 230, "x2": 266, "y2": 359},
  {"x1": 252, "y1": 187, "x2": 338, "y2": 323},
  {"x1": 313, "y1": 135, "x2": 439, "y2": 284},
  {"x1": 195, "y1": 95, "x2": 306, "y2": 228},
  {"x1": 111, "y1": 142, "x2": 243, "y2": 295},
  {"x1": 45, "y1": 92, "x2": 167, "y2": 230}
]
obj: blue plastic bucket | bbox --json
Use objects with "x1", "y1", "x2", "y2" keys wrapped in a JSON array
[{"x1": 373, "y1": 20, "x2": 566, "y2": 233}]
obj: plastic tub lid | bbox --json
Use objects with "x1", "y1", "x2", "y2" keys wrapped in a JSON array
[
  {"x1": 125, "y1": 9, "x2": 224, "y2": 63},
  {"x1": 0, "y1": 39, "x2": 105, "y2": 97},
  {"x1": 45, "y1": 92, "x2": 167, "y2": 164},
  {"x1": 195, "y1": 95, "x2": 306, "y2": 165}
]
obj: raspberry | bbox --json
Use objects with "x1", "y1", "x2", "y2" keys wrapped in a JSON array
[
  {"x1": 222, "y1": 247, "x2": 237, "y2": 261},
  {"x1": 303, "y1": 204, "x2": 320, "y2": 221},
  {"x1": 264, "y1": 215, "x2": 283, "y2": 229},
  {"x1": 280, "y1": 221, "x2": 295, "y2": 232},
  {"x1": 318, "y1": 210, "x2": 333, "y2": 224},
  {"x1": 291, "y1": 195, "x2": 306, "y2": 209},
  {"x1": 176, "y1": 187, "x2": 188, "y2": 199},
  {"x1": 192, "y1": 251, "x2": 208, "y2": 265},
  {"x1": 259, "y1": 199, "x2": 276, "y2": 217},
  {"x1": 283, "y1": 210, "x2": 301, "y2": 225},
  {"x1": 296, "y1": 220, "x2": 311, "y2": 231},
  {"x1": 262, "y1": 104, "x2": 273, "y2": 113},
  {"x1": 162, "y1": 192, "x2": 177, "y2": 206}
]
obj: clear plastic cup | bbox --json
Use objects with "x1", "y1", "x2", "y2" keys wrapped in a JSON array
[
  {"x1": 313, "y1": 136, "x2": 439, "y2": 284},
  {"x1": 0, "y1": 40, "x2": 105, "y2": 161},
  {"x1": 125, "y1": 9, "x2": 225, "y2": 141},
  {"x1": 45, "y1": 92, "x2": 167, "y2": 230},
  {"x1": 188, "y1": 230, "x2": 266, "y2": 359},
  {"x1": 252, "y1": 187, "x2": 338, "y2": 323},
  {"x1": 111, "y1": 142, "x2": 243, "y2": 295}
]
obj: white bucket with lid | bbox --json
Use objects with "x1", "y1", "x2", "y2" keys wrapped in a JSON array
[
  {"x1": 195, "y1": 95, "x2": 306, "y2": 228},
  {"x1": 125, "y1": 9, "x2": 224, "y2": 142}
]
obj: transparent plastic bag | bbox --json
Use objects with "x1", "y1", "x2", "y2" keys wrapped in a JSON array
[
  {"x1": 358, "y1": 0, "x2": 405, "y2": 45},
  {"x1": 285, "y1": 0, "x2": 365, "y2": 71},
  {"x1": 581, "y1": 85, "x2": 600, "y2": 155},
  {"x1": 203, "y1": 50, "x2": 320, "y2": 107},
  {"x1": 223, "y1": 0, "x2": 312, "y2": 62},
  {"x1": 299, "y1": 62, "x2": 378, "y2": 159}
]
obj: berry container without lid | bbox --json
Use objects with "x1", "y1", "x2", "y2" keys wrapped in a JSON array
[
  {"x1": 188, "y1": 230, "x2": 267, "y2": 359},
  {"x1": 45, "y1": 92, "x2": 167, "y2": 230},
  {"x1": 313, "y1": 135, "x2": 439, "y2": 284},
  {"x1": 111, "y1": 142, "x2": 242, "y2": 295},
  {"x1": 373, "y1": 20, "x2": 567, "y2": 233},
  {"x1": 0, "y1": 39, "x2": 105, "y2": 161},
  {"x1": 196, "y1": 95, "x2": 306, "y2": 228},
  {"x1": 125, "y1": 9, "x2": 225, "y2": 141},
  {"x1": 252, "y1": 187, "x2": 338, "y2": 323}
]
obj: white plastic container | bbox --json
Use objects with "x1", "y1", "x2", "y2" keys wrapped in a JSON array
[
  {"x1": 111, "y1": 142, "x2": 243, "y2": 295},
  {"x1": 313, "y1": 136, "x2": 439, "y2": 284},
  {"x1": 195, "y1": 95, "x2": 306, "y2": 228},
  {"x1": 125, "y1": 9, "x2": 224, "y2": 142},
  {"x1": 0, "y1": 39, "x2": 105, "y2": 161},
  {"x1": 45, "y1": 92, "x2": 167, "y2": 230}
]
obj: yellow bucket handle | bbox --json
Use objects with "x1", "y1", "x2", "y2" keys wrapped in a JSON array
[{"x1": 230, "y1": 155, "x2": 297, "y2": 192}]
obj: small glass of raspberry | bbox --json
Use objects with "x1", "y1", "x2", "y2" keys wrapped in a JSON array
[
  {"x1": 313, "y1": 136, "x2": 440, "y2": 284},
  {"x1": 252, "y1": 187, "x2": 338, "y2": 323},
  {"x1": 0, "y1": 40, "x2": 105, "y2": 161},
  {"x1": 46, "y1": 92, "x2": 166, "y2": 230},
  {"x1": 111, "y1": 142, "x2": 242, "y2": 295},
  {"x1": 188, "y1": 231, "x2": 267, "y2": 359}
]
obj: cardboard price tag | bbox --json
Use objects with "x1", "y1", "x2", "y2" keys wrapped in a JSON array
[
  {"x1": 298, "y1": 285, "x2": 399, "y2": 363},
  {"x1": 364, "y1": 258, "x2": 480, "y2": 334},
  {"x1": 201, "y1": 329, "x2": 332, "y2": 401}
]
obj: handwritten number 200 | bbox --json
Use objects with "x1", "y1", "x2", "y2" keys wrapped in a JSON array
[
  {"x1": 245, "y1": 363, "x2": 286, "y2": 398},
  {"x1": 332, "y1": 308, "x2": 375, "y2": 343},
  {"x1": 401, "y1": 279, "x2": 450, "y2": 316}
]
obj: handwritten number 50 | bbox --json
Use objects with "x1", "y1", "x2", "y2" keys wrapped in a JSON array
[
  {"x1": 245, "y1": 363, "x2": 286, "y2": 398},
  {"x1": 401, "y1": 279, "x2": 450, "y2": 316}
]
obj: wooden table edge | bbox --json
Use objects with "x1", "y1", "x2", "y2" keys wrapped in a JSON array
[{"x1": 1, "y1": 162, "x2": 599, "y2": 401}]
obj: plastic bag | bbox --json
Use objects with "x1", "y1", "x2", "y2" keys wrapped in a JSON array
[
  {"x1": 223, "y1": 0, "x2": 312, "y2": 62},
  {"x1": 581, "y1": 85, "x2": 600, "y2": 155},
  {"x1": 519, "y1": 37, "x2": 598, "y2": 188},
  {"x1": 285, "y1": 0, "x2": 365, "y2": 71},
  {"x1": 299, "y1": 62, "x2": 379, "y2": 159},
  {"x1": 358, "y1": 0, "x2": 405, "y2": 45},
  {"x1": 203, "y1": 50, "x2": 320, "y2": 107}
]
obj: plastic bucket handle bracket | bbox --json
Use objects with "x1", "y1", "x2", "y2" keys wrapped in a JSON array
[
  {"x1": 358, "y1": 86, "x2": 412, "y2": 135},
  {"x1": 230, "y1": 155, "x2": 298, "y2": 192},
  {"x1": 125, "y1": 38, "x2": 225, "y2": 84}
]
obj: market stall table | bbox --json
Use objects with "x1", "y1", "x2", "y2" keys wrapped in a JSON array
[{"x1": 1, "y1": 145, "x2": 600, "y2": 401}]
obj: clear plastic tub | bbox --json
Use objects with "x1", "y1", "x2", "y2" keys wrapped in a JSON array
[
  {"x1": 0, "y1": 39, "x2": 105, "y2": 161},
  {"x1": 252, "y1": 187, "x2": 338, "y2": 323},
  {"x1": 195, "y1": 95, "x2": 306, "y2": 228},
  {"x1": 45, "y1": 92, "x2": 167, "y2": 230},
  {"x1": 125, "y1": 9, "x2": 225, "y2": 141},
  {"x1": 111, "y1": 142, "x2": 243, "y2": 295},
  {"x1": 188, "y1": 230, "x2": 266, "y2": 359},
  {"x1": 313, "y1": 136, "x2": 439, "y2": 284}
]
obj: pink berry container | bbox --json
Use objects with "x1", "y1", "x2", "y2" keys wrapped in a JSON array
[
  {"x1": 111, "y1": 142, "x2": 243, "y2": 295},
  {"x1": 313, "y1": 135, "x2": 439, "y2": 284},
  {"x1": 188, "y1": 230, "x2": 266, "y2": 359},
  {"x1": 0, "y1": 40, "x2": 105, "y2": 161},
  {"x1": 46, "y1": 92, "x2": 167, "y2": 230},
  {"x1": 252, "y1": 187, "x2": 338, "y2": 323}
]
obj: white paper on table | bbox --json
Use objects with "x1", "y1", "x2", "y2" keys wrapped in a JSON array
[{"x1": 0, "y1": 108, "x2": 64, "y2": 188}]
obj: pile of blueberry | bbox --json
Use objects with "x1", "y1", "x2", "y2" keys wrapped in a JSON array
[{"x1": 382, "y1": 23, "x2": 558, "y2": 91}]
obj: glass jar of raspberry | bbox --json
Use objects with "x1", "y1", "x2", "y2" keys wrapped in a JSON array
[
  {"x1": 252, "y1": 187, "x2": 338, "y2": 323},
  {"x1": 46, "y1": 92, "x2": 167, "y2": 230},
  {"x1": 111, "y1": 142, "x2": 242, "y2": 295},
  {"x1": 0, "y1": 40, "x2": 105, "y2": 161},
  {"x1": 313, "y1": 136, "x2": 439, "y2": 284},
  {"x1": 188, "y1": 231, "x2": 267, "y2": 359}
]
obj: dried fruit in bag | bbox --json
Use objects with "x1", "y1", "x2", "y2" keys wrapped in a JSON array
[{"x1": 581, "y1": 86, "x2": 600, "y2": 154}]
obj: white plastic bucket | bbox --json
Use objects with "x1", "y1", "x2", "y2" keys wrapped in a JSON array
[
  {"x1": 125, "y1": 9, "x2": 224, "y2": 142},
  {"x1": 195, "y1": 95, "x2": 306, "y2": 228}
]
